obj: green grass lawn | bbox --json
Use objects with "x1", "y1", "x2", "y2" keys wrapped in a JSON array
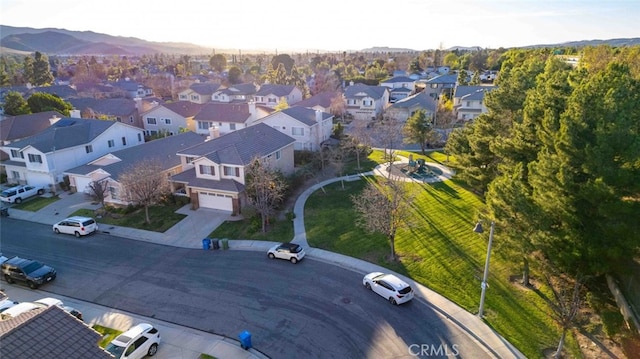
[
  {"x1": 71, "y1": 204, "x2": 186, "y2": 232},
  {"x1": 11, "y1": 195, "x2": 59, "y2": 211},
  {"x1": 209, "y1": 216, "x2": 293, "y2": 241},
  {"x1": 92, "y1": 324, "x2": 122, "y2": 348}
]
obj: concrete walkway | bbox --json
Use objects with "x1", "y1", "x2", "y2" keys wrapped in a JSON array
[{"x1": 2, "y1": 157, "x2": 525, "y2": 359}]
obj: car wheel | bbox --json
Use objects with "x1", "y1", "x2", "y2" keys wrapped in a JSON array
[
  {"x1": 290, "y1": 257, "x2": 298, "y2": 264},
  {"x1": 28, "y1": 281, "x2": 38, "y2": 289},
  {"x1": 37, "y1": 189, "x2": 44, "y2": 195},
  {"x1": 365, "y1": 282, "x2": 371, "y2": 290},
  {"x1": 14, "y1": 198, "x2": 22, "y2": 204},
  {"x1": 54, "y1": 228, "x2": 60, "y2": 234},
  {"x1": 389, "y1": 297, "x2": 397, "y2": 305},
  {"x1": 268, "y1": 253, "x2": 275, "y2": 259},
  {"x1": 4, "y1": 274, "x2": 14, "y2": 284},
  {"x1": 148, "y1": 343, "x2": 158, "y2": 356},
  {"x1": 74, "y1": 231, "x2": 81, "y2": 238}
]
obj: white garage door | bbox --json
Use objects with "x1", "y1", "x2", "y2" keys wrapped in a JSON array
[
  {"x1": 198, "y1": 192, "x2": 233, "y2": 211},
  {"x1": 73, "y1": 177, "x2": 93, "y2": 194}
]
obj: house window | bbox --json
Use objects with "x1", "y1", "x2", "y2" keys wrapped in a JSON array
[
  {"x1": 28, "y1": 154, "x2": 42, "y2": 163},
  {"x1": 230, "y1": 123, "x2": 236, "y2": 130},
  {"x1": 223, "y1": 166, "x2": 239, "y2": 177},
  {"x1": 122, "y1": 137, "x2": 127, "y2": 145},
  {"x1": 129, "y1": 116, "x2": 134, "y2": 123},
  {"x1": 10, "y1": 150, "x2": 23, "y2": 159},
  {"x1": 275, "y1": 150, "x2": 281, "y2": 160},
  {"x1": 147, "y1": 117, "x2": 157, "y2": 125},
  {"x1": 198, "y1": 121, "x2": 213, "y2": 130},
  {"x1": 191, "y1": 95, "x2": 198, "y2": 100},
  {"x1": 292, "y1": 127, "x2": 304, "y2": 136},
  {"x1": 85, "y1": 145, "x2": 93, "y2": 153},
  {"x1": 199, "y1": 165, "x2": 215, "y2": 176},
  {"x1": 138, "y1": 133, "x2": 142, "y2": 142},
  {"x1": 179, "y1": 94, "x2": 187, "y2": 100},
  {"x1": 186, "y1": 156, "x2": 195, "y2": 163},
  {"x1": 11, "y1": 171, "x2": 20, "y2": 180},
  {"x1": 164, "y1": 118, "x2": 171, "y2": 125},
  {"x1": 108, "y1": 140, "x2": 115, "y2": 148},
  {"x1": 268, "y1": 97, "x2": 277, "y2": 104},
  {"x1": 109, "y1": 186, "x2": 118, "y2": 200},
  {"x1": 466, "y1": 101, "x2": 471, "y2": 106}
]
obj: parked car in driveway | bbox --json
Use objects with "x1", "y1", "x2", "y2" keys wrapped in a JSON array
[
  {"x1": 1, "y1": 256, "x2": 57, "y2": 289},
  {"x1": 267, "y1": 243, "x2": 306, "y2": 264},
  {"x1": 0, "y1": 301, "x2": 47, "y2": 320},
  {"x1": 0, "y1": 185, "x2": 45, "y2": 204},
  {"x1": 363, "y1": 272, "x2": 414, "y2": 305},
  {"x1": 35, "y1": 297, "x2": 83, "y2": 321},
  {"x1": 0, "y1": 291, "x2": 18, "y2": 313},
  {"x1": 53, "y1": 216, "x2": 98, "y2": 237},
  {"x1": 105, "y1": 323, "x2": 161, "y2": 358}
]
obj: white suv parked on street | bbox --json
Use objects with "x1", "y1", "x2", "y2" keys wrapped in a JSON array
[
  {"x1": 53, "y1": 216, "x2": 98, "y2": 237},
  {"x1": 105, "y1": 323, "x2": 161, "y2": 359}
]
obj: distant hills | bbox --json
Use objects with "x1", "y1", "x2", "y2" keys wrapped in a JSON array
[{"x1": 1, "y1": 25, "x2": 639, "y2": 56}]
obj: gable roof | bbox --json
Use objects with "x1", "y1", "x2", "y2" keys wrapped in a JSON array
[
  {"x1": 217, "y1": 83, "x2": 258, "y2": 96},
  {"x1": 454, "y1": 85, "x2": 496, "y2": 98},
  {"x1": 194, "y1": 102, "x2": 251, "y2": 123},
  {"x1": 278, "y1": 107, "x2": 332, "y2": 127},
  {"x1": 65, "y1": 131, "x2": 205, "y2": 179},
  {"x1": 161, "y1": 101, "x2": 205, "y2": 118},
  {"x1": 255, "y1": 84, "x2": 296, "y2": 97},
  {"x1": 294, "y1": 91, "x2": 339, "y2": 109},
  {"x1": 0, "y1": 305, "x2": 112, "y2": 359},
  {"x1": 190, "y1": 82, "x2": 222, "y2": 95},
  {"x1": 178, "y1": 123, "x2": 294, "y2": 166},
  {"x1": 425, "y1": 74, "x2": 458, "y2": 85},
  {"x1": 344, "y1": 84, "x2": 388, "y2": 100},
  {"x1": 0, "y1": 111, "x2": 63, "y2": 142},
  {"x1": 69, "y1": 97, "x2": 137, "y2": 117},
  {"x1": 381, "y1": 76, "x2": 415, "y2": 84},
  {"x1": 7, "y1": 118, "x2": 117, "y2": 153},
  {"x1": 390, "y1": 92, "x2": 437, "y2": 112}
]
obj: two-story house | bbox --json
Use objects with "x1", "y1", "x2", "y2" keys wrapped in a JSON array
[
  {"x1": 64, "y1": 132, "x2": 204, "y2": 202},
  {"x1": 380, "y1": 76, "x2": 416, "y2": 103},
  {"x1": 254, "y1": 84, "x2": 303, "y2": 108},
  {"x1": 293, "y1": 91, "x2": 341, "y2": 113},
  {"x1": 109, "y1": 79, "x2": 154, "y2": 98},
  {"x1": 178, "y1": 83, "x2": 223, "y2": 104},
  {"x1": 141, "y1": 101, "x2": 204, "y2": 137},
  {"x1": 0, "y1": 111, "x2": 63, "y2": 163},
  {"x1": 256, "y1": 107, "x2": 333, "y2": 151},
  {"x1": 212, "y1": 83, "x2": 258, "y2": 103},
  {"x1": 453, "y1": 85, "x2": 496, "y2": 121},
  {"x1": 170, "y1": 123, "x2": 295, "y2": 214},
  {"x1": 194, "y1": 101, "x2": 270, "y2": 137},
  {"x1": 385, "y1": 92, "x2": 437, "y2": 123},
  {"x1": 68, "y1": 98, "x2": 144, "y2": 129},
  {"x1": 343, "y1": 83, "x2": 390, "y2": 121},
  {"x1": 419, "y1": 74, "x2": 457, "y2": 100},
  {"x1": 0, "y1": 118, "x2": 144, "y2": 190}
]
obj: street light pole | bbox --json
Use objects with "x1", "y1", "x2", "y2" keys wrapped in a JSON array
[{"x1": 474, "y1": 221, "x2": 495, "y2": 318}]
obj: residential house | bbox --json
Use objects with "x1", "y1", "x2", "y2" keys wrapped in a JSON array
[
  {"x1": 293, "y1": 91, "x2": 340, "y2": 113},
  {"x1": 68, "y1": 98, "x2": 144, "y2": 128},
  {"x1": 170, "y1": 123, "x2": 295, "y2": 214},
  {"x1": 453, "y1": 85, "x2": 496, "y2": 121},
  {"x1": 193, "y1": 101, "x2": 270, "y2": 137},
  {"x1": 385, "y1": 92, "x2": 437, "y2": 123},
  {"x1": 109, "y1": 78, "x2": 154, "y2": 98},
  {"x1": 65, "y1": 131, "x2": 204, "y2": 201},
  {"x1": 0, "y1": 305, "x2": 112, "y2": 359},
  {"x1": 343, "y1": 83, "x2": 390, "y2": 120},
  {"x1": 141, "y1": 101, "x2": 204, "y2": 136},
  {"x1": 0, "y1": 111, "x2": 63, "y2": 164},
  {"x1": 28, "y1": 84, "x2": 78, "y2": 100},
  {"x1": 256, "y1": 107, "x2": 333, "y2": 151},
  {"x1": 380, "y1": 76, "x2": 416, "y2": 92},
  {"x1": 1, "y1": 118, "x2": 144, "y2": 189},
  {"x1": 212, "y1": 83, "x2": 258, "y2": 103},
  {"x1": 178, "y1": 83, "x2": 223, "y2": 104},
  {"x1": 254, "y1": 84, "x2": 303, "y2": 108},
  {"x1": 419, "y1": 74, "x2": 458, "y2": 100}
]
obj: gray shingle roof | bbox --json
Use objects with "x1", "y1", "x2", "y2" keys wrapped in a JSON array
[
  {"x1": 255, "y1": 84, "x2": 296, "y2": 97},
  {"x1": 65, "y1": 131, "x2": 205, "y2": 180},
  {"x1": 162, "y1": 101, "x2": 205, "y2": 117},
  {"x1": 69, "y1": 98, "x2": 137, "y2": 117},
  {"x1": 0, "y1": 305, "x2": 112, "y2": 359},
  {"x1": 190, "y1": 83, "x2": 222, "y2": 95},
  {"x1": 344, "y1": 84, "x2": 388, "y2": 100},
  {"x1": 171, "y1": 168, "x2": 245, "y2": 192},
  {"x1": 218, "y1": 83, "x2": 258, "y2": 96},
  {"x1": 7, "y1": 118, "x2": 116, "y2": 153},
  {"x1": 194, "y1": 102, "x2": 251, "y2": 123},
  {"x1": 390, "y1": 92, "x2": 437, "y2": 112},
  {"x1": 381, "y1": 76, "x2": 415, "y2": 84},
  {"x1": 0, "y1": 111, "x2": 62, "y2": 142},
  {"x1": 293, "y1": 91, "x2": 339, "y2": 109},
  {"x1": 425, "y1": 74, "x2": 458, "y2": 85},
  {"x1": 454, "y1": 85, "x2": 496, "y2": 98},
  {"x1": 279, "y1": 107, "x2": 332, "y2": 127},
  {"x1": 178, "y1": 123, "x2": 295, "y2": 166}
]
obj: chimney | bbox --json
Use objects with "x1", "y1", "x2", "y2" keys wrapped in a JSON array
[
  {"x1": 133, "y1": 97, "x2": 142, "y2": 112},
  {"x1": 315, "y1": 109, "x2": 323, "y2": 124},
  {"x1": 207, "y1": 125, "x2": 220, "y2": 140},
  {"x1": 69, "y1": 110, "x2": 81, "y2": 118},
  {"x1": 49, "y1": 115, "x2": 61, "y2": 125},
  {"x1": 248, "y1": 101, "x2": 256, "y2": 122}
]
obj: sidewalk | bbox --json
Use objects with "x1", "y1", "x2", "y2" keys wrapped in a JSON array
[{"x1": 3, "y1": 159, "x2": 525, "y2": 358}]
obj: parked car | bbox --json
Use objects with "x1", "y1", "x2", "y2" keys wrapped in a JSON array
[
  {"x1": 105, "y1": 323, "x2": 161, "y2": 358},
  {"x1": 35, "y1": 297, "x2": 83, "y2": 321},
  {"x1": 0, "y1": 291, "x2": 18, "y2": 313},
  {"x1": 53, "y1": 216, "x2": 98, "y2": 237},
  {"x1": 0, "y1": 301, "x2": 47, "y2": 320},
  {"x1": 362, "y1": 272, "x2": 415, "y2": 305},
  {"x1": 1, "y1": 256, "x2": 57, "y2": 289},
  {"x1": 267, "y1": 243, "x2": 306, "y2": 264},
  {"x1": 0, "y1": 185, "x2": 45, "y2": 204}
]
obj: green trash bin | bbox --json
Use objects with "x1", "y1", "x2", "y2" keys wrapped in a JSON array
[{"x1": 222, "y1": 238, "x2": 229, "y2": 250}]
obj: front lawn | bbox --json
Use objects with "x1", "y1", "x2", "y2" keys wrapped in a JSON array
[
  {"x1": 93, "y1": 324, "x2": 122, "y2": 348},
  {"x1": 11, "y1": 195, "x2": 60, "y2": 211},
  {"x1": 209, "y1": 216, "x2": 293, "y2": 241},
  {"x1": 71, "y1": 204, "x2": 186, "y2": 232}
]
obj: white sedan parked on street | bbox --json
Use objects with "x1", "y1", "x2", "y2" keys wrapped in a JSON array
[{"x1": 363, "y1": 272, "x2": 415, "y2": 305}]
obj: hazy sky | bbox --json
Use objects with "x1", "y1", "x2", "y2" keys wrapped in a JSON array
[{"x1": 2, "y1": 0, "x2": 639, "y2": 51}]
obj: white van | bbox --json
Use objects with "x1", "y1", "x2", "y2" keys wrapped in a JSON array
[{"x1": 52, "y1": 216, "x2": 98, "y2": 237}]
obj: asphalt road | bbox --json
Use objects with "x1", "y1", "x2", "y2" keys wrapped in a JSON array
[{"x1": 0, "y1": 218, "x2": 489, "y2": 359}]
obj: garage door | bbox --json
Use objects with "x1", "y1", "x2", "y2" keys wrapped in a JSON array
[
  {"x1": 198, "y1": 192, "x2": 233, "y2": 211},
  {"x1": 73, "y1": 176, "x2": 93, "y2": 194}
]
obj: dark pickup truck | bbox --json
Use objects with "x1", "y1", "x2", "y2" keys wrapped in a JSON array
[{"x1": 1, "y1": 256, "x2": 57, "y2": 289}]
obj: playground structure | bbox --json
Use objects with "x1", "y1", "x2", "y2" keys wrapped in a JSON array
[{"x1": 401, "y1": 155, "x2": 442, "y2": 180}]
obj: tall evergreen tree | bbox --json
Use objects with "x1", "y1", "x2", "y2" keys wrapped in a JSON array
[{"x1": 33, "y1": 51, "x2": 54, "y2": 86}]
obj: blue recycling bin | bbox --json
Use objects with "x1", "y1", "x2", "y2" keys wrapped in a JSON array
[
  {"x1": 239, "y1": 330, "x2": 252, "y2": 350},
  {"x1": 202, "y1": 238, "x2": 211, "y2": 250}
]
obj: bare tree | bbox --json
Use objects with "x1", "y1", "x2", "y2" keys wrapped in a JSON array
[
  {"x1": 376, "y1": 116, "x2": 404, "y2": 178},
  {"x1": 85, "y1": 178, "x2": 110, "y2": 210},
  {"x1": 118, "y1": 159, "x2": 170, "y2": 224},
  {"x1": 347, "y1": 118, "x2": 373, "y2": 170},
  {"x1": 327, "y1": 144, "x2": 348, "y2": 189},
  {"x1": 245, "y1": 158, "x2": 288, "y2": 233},
  {"x1": 351, "y1": 177, "x2": 415, "y2": 261}
]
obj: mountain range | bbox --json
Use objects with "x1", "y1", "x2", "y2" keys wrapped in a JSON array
[{"x1": 2, "y1": 25, "x2": 639, "y2": 56}]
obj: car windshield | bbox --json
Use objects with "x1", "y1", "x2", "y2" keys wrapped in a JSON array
[
  {"x1": 23, "y1": 261, "x2": 44, "y2": 273},
  {"x1": 0, "y1": 190, "x2": 15, "y2": 197},
  {"x1": 105, "y1": 343, "x2": 125, "y2": 357}
]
